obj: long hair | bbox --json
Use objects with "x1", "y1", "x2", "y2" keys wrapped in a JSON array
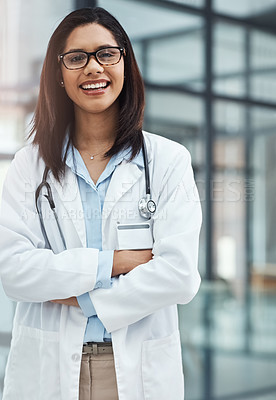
[{"x1": 30, "y1": 7, "x2": 145, "y2": 181}]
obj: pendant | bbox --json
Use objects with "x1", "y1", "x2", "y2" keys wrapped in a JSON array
[{"x1": 90, "y1": 156, "x2": 94, "y2": 160}]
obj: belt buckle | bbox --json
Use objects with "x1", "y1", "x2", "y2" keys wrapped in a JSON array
[{"x1": 82, "y1": 343, "x2": 100, "y2": 355}]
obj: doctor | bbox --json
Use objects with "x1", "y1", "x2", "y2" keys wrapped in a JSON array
[{"x1": 0, "y1": 7, "x2": 201, "y2": 400}]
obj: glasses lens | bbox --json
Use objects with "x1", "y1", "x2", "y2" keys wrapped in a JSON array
[
  {"x1": 97, "y1": 48, "x2": 121, "y2": 65},
  {"x1": 63, "y1": 52, "x2": 87, "y2": 69}
]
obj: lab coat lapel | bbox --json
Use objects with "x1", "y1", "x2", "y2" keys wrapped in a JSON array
[
  {"x1": 49, "y1": 167, "x2": 86, "y2": 248},
  {"x1": 102, "y1": 160, "x2": 142, "y2": 227}
]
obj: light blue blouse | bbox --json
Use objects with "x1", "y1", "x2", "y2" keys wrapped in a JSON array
[{"x1": 65, "y1": 145, "x2": 143, "y2": 342}]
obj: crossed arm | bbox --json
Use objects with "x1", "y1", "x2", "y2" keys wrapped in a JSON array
[{"x1": 51, "y1": 249, "x2": 153, "y2": 307}]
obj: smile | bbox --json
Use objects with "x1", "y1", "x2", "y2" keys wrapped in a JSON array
[{"x1": 80, "y1": 82, "x2": 110, "y2": 90}]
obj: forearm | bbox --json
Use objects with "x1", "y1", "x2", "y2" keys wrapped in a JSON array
[
  {"x1": 52, "y1": 249, "x2": 152, "y2": 309},
  {"x1": 0, "y1": 243, "x2": 99, "y2": 303},
  {"x1": 0, "y1": 231, "x2": 96, "y2": 304},
  {"x1": 90, "y1": 227, "x2": 201, "y2": 333},
  {"x1": 112, "y1": 249, "x2": 153, "y2": 276}
]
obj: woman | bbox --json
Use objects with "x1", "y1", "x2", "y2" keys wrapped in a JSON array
[{"x1": 0, "y1": 7, "x2": 201, "y2": 400}]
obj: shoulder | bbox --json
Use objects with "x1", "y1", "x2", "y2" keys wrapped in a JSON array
[
  {"x1": 142, "y1": 131, "x2": 195, "y2": 194},
  {"x1": 14, "y1": 143, "x2": 39, "y2": 162},
  {"x1": 7, "y1": 143, "x2": 44, "y2": 184},
  {"x1": 143, "y1": 130, "x2": 191, "y2": 163},
  {"x1": 15, "y1": 143, "x2": 45, "y2": 167}
]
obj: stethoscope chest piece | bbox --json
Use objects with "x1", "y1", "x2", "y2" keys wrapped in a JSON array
[{"x1": 138, "y1": 195, "x2": 156, "y2": 219}]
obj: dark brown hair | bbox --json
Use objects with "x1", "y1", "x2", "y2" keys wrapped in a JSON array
[{"x1": 30, "y1": 7, "x2": 145, "y2": 181}]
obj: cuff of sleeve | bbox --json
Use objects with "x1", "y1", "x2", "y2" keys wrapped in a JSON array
[
  {"x1": 95, "y1": 250, "x2": 114, "y2": 289},
  {"x1": 77, "y1": 292, "x2": 96, "y2": 317}
]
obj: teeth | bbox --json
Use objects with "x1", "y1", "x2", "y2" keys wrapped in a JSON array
[{"x1": 81, "y1": 82, "x2": 108, "y2": 90}]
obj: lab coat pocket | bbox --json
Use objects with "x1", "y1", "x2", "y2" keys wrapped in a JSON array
[
  {"x1": 3, "y1": 324, "x2": 61, "y2": 400},
  {"x1": 116, "y1": 219, "x2": 153, "y2": 250},
  {"x1": 141, "y1": 330, "x2": 184, "y2": 400}
]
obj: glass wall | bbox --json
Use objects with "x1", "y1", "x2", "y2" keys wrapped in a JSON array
[
  {"x1": 250, "y1": 30, "x2": 276, "y2": 103},
  {"x1": 1, "y1": 0, "x2": 276, "y2": 399},
  {"x1": 213, "y1": 22, "x2": 247, "y2": 97},
  {"x1": 214, "y1": 0, "x2": 276, "y2": 19}
]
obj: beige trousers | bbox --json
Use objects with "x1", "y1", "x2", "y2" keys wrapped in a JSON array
[{"x1": 79, "y1": 352, "x2": 119, "y2": 400}]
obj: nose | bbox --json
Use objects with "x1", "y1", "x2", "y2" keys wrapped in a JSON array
[{"x1": 83, "y1": 55, "x2": 104, "y2": 74}]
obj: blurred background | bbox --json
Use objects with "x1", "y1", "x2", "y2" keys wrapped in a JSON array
[{"x1": 0, "y1": 0, "x2": 276, "y2": 399}]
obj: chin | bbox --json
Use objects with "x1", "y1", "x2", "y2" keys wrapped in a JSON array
[{"x1": 84, "y1": 99, "x2": 120, "y2": 115}]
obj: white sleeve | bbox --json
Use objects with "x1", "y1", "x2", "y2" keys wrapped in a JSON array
[
  {"x1": 0, "y1": 150, "x2": 99, "y2": 303},
  {"x1": 89, "y1": 148, "x2": 202, "y2": 332}
]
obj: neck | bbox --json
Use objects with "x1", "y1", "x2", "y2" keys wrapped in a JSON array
[{"x1": 73, "y1": 104, "x2": 119, "y2": 151}]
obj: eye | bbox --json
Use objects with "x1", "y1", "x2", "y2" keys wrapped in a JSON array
[
  {"x1": 97, "y1": 48, "x2": 120, "y2": 62},
  {"x1": 100, "y1": 51, "x2": 113, "y2": 58},
  {"x1": 65, "y1": 52, "x2": 87, "y2": 64}
]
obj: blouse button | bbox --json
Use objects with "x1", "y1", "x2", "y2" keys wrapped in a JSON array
[{"x1": 72, "y1": 353, "x2": 80, "y2": 362}]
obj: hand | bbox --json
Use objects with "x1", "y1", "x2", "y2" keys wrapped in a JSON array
[
  {"x1": 112, "y1": 249, "x2": 153, "y2": 277},
  {"x1": 51, "y1": 297, "x2": 80, "y2": 307}
]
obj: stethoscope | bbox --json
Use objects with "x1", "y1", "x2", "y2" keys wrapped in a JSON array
[{"x1": 35, "y1": 137, "x2": 156, "y2": 248}]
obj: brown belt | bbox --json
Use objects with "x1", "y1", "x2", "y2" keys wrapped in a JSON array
[{"x1": 82, "y1": 342, "x2": 113, "y2": 355}]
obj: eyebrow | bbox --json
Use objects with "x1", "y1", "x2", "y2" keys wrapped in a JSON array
[{"x1": 66, "y1": 44, "x2": 117, "y2": 53}]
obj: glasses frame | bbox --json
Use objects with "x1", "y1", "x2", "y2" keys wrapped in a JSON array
[{"x1": 58, "y1": 46, "x2": 126, "y2": 70}]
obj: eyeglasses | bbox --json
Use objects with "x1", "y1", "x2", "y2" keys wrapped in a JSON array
[{"x1": 58, "y1": 46, "x2": 125, "y2": 70}]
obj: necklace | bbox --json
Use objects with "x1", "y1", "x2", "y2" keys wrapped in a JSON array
[
  {"x1": 83, "y1": 145, "x2": 111, "y2": 160},
  {"x1": 85, "y1": 150, "x2": 103, "y2": 160}
]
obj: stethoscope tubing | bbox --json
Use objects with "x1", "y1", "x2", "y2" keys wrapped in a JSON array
[
  {"x1": 35, "y1": 136, "x2": 156, "y2": 248},
  {"x1": 35, "y1": 167, "x2": 67, "y2": 250},
  {"x1": 142, "y1": 138, "x2": 150, "y2": 196}
]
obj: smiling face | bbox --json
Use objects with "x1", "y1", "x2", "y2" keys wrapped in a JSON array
[{"x1": 60, "y1": 23, "x2": 125, "y2": 118}]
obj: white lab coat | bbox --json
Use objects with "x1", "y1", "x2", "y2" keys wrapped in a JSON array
[{"x1": 0, "y1": 131, "x2": 201, "y2": 400}]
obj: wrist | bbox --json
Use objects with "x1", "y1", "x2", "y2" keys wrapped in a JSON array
[{"x1": 112, "y1": 250, "x2": 127, "y2": 276}]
